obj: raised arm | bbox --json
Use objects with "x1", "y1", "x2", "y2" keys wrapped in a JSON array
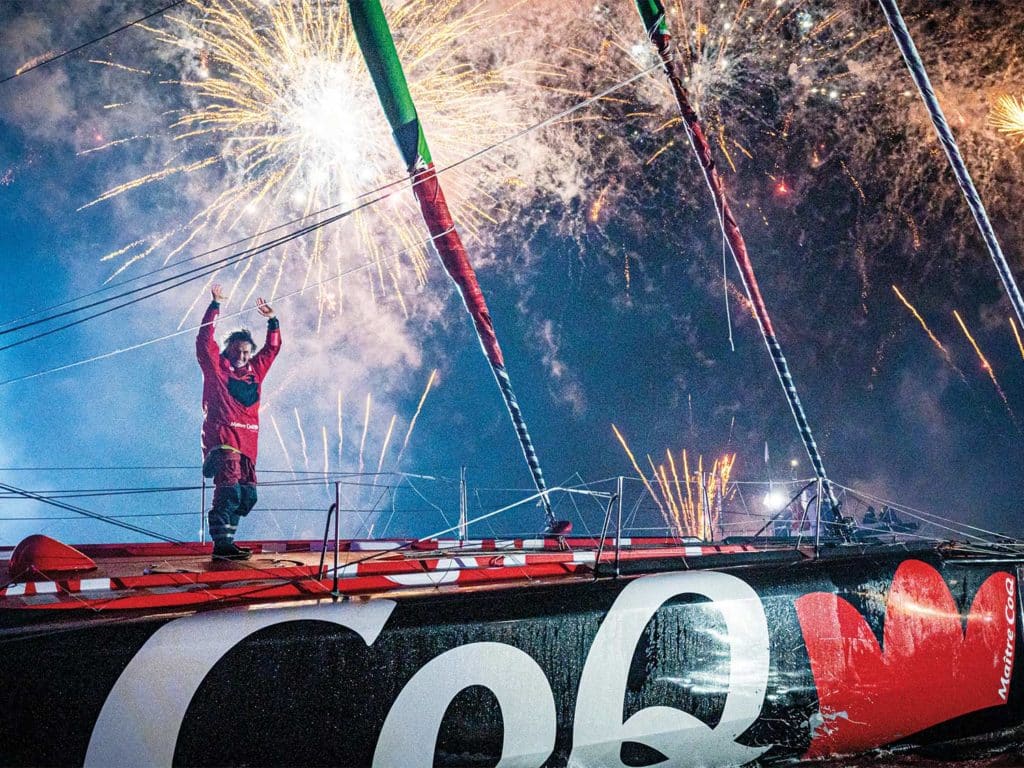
[
  {"x1": 250, "y1": 297, "x2": 281, "y2": 379},
  {"x1": 196, "y1": 285, "x2": 225, "y2": 372}
]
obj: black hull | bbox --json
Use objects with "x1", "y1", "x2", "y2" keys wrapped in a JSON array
[{"x1": 2, "y1": 544, "x2": 1022, "y2": 767}]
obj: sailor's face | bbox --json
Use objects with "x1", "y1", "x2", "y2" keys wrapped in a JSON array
[{"x1": 226, "y1": 340, "x2": 254, "y2": 369}]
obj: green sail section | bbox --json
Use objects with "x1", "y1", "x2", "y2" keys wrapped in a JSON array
[{"x1": 348, "y1": 0, "x2": 431, "y2": 169}]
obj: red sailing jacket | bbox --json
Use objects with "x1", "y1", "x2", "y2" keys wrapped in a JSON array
[{"x1": 196, "y1": 302, "x2": 281, "y2": 463}]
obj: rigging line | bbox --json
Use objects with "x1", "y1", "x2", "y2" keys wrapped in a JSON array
[
  {"x1": 836, "y1": 483, "x2": 1022, "y2": 544},
  {"x1": 0, "y1": 465, "x2": 197, "y2": 471},
  {"x1": 0, "y1": 487, "x2": 201, "y2": 499},
  {"x1": 0, "y1": 223, "x2": 446, "y2": 387},
  {"x1": 0, "y1": 0, "x2": 187, "y2": 85},
  {"x1": 0, "y1": 482, "x2": 182, "y2": 544},
  {"x1": 0, "y1": 512, "x2": 200, "y2": 520},
  {"x1": 1, "y1": 63, "x2": 661, "y2": 333},
  {"x1": 0, "y1": 64, "x2": 662, "y2": 370},
  {"x1": 0, "y1": 483, "x2": 351, "y2": 593},
  {"x1": 0, "y1": 198, "x2": 366, "y2": 350},
  {"x1": 876, "y1": 0, "x2": 1024, "y2": 329},
  {"x1": 722, "y1": 228, "x2": 735, "y2": 352}
]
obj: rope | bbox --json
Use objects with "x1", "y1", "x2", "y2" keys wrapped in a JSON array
[
  {"x1": 1, "y1": 65, "x2": 659, "y2": 386},
  {"x1": 722, "y1": 230, "x2": 735, "y2": 352},
  {"x1": 0, "y1": 230, "x2": 434, "y2": 386},
  {"x1": 0, "y1": 0, "x2": 187, "y2": 85},
  {"x1": 632, "y1": 1, "x2": 842, "y2": 519},
  {"x1": 0, "y1": 482, "x2": 182, "y2": 543},
  {"x1": 876, "y1": 0, "x2": 1024, "y2": 328}
]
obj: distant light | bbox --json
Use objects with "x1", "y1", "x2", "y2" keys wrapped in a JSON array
[
  {"x1": 775, "y1": 180, "x2": 789, "y2": 195},
  {"x1": 763, "y1": 490, "x2": 787, "y2": 510},
  {"x1": 790, "y1": 459, "x2": 799, "y2": 467}
]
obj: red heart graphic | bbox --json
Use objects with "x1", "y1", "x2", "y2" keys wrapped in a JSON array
[{"x1": 795, "y1": 560, "x2": 1015, "y2": 758}]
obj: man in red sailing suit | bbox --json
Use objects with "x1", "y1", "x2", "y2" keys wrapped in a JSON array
[{"x1": 196, "y1": 284, "x2": 281, "y2": 560}]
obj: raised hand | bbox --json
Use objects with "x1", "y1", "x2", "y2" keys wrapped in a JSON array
[
  {"x1": 211, "y1": 284, "x2": 227, "y2": 303},
  {"x1": 255, "y1": 297, "x2": 275, "y2": 318}
]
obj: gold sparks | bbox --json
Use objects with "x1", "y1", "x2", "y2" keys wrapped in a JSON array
[
  {"x1": 287, "y1": 373, "x2": 437, "y2": 480},
  {"x1": 612, "y1": 425, "x2": 735, "y2": 539},
  {"x1": 395, "y1": 369, "x2": 438, "y2": 468},
  {"x1": 376, "y1": 415, "x2": 397, "y2": 475},
  {"x1": 1010, "y1": 317, "x2": 1024, "y2": 362},
  {"x1": 88, "y1": 60, "x2": 152, "y2": 76},
  {"x1": 840, "y1": 159, "x2": 865, "y2": 202},
  {"x1": 88, "y1": 0, "x2": 530, "y2": 324},
  {"x1": 990, "y1": 94, "x2": 1024, "y2": 144},
  {"x1": 952, "y1": 310, "x2": 1014, "y2": 419},
  {"x1": 14, "y1": 51, "x2": 57, "y2": 76},
  {"x1": 892, "y1": 285, "x2": 962, "y2": 378},
  {"x1": 589, "y1": 182, "x2": 612, "y2": 223},
  {"x1": 611, "y1": 424, "x2": 666, "y2": 521}
]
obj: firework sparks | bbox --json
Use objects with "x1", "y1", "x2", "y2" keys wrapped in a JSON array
[
  {"x1": 612, "y1": 425, "x2": 736, "y2": 539},
  {"x1": 588, "y1": 181, "x2": 612, "y2": 223},
  {"x1": 394, "y1": 368, "x2": 438, "y2": 468},
  {"x1": 294, "y1": 406, "x2": 310, "y2": 469},
  {"x1": 990, "y1": 94, "x2": 1024, "y2": 144},
  {"x1": 653, "y1": 449, "x2": 736, "y2": 539},
  {"x1": 892, "y1": 285, "x2": 964, "y2": 379},
  {"x1": 269, "y1": 412, "x2": 296, "y2": 476},
  {"x1": 321, "y1": 425, "x2": 329, "y2": 487},
  {"x1": 358, "y1": 392, "x2": 371, "y2": 475},
  {"x1": 342, "y1": 393, "x2": 350, "y2": 466},
  {"x1": 611, "y1": 424, "x2": 666, "y2": 521},
  {"x1": 87, "y1": 0, "x2": 538, "y2": 323},
  {"x1": 952, "y1": 310, "x2": 1014, "y2": 419},
  {"x1": 376, "y1": 414, "x2": 397, "y2": 474},
  {"x1": 1011, "y1": 317, "x2": 1024, "y2": 362},
  {"x1": 14, "y1": 51, "x2": 57, "y2": 76}
]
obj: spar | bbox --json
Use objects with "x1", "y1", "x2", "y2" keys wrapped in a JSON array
[
  {"x1": 632, "y1": 0, "x2": 845, "y2": 530},
  {"x1": 347, "y1": 0, "x2": 563, "y2": 531}
]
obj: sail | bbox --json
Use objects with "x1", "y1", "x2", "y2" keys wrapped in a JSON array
[{"x1": 347, "y1": 0, "x2": 555, "y2": 527}]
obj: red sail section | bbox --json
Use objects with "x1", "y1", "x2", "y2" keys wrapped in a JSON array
[{"x1": 412, "y1": 164, "x2": 504, "y2": 369}]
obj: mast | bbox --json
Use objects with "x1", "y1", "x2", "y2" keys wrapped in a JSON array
[
  {"x1": 632, "y1": 0, "x2": 843, "y2": 523},
  {"x1": 347, "y1": 0, "x2": 558, "y2": 529},
  {"x1": 876, "y1": 0, "x2": 1024, "y2": 329}
]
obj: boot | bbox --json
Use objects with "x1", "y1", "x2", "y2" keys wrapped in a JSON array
[{"x1": 213, "y1": 541, "x2": 252, "y2": 561}]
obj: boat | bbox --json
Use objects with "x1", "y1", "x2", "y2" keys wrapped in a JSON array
[{"x1": 2, "y1": 507, "x2": 1022, "y2": 766}]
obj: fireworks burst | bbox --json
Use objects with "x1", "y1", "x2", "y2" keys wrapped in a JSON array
[
  {"x1": 990, "y1": 94, "x2": 1024, "y2": 144},
  {"x1": 281, "y1": 368, "x2": 438, "y2": 481},
  {"x1": 86, "y1": 0, "x2": 539, "y2": 324},
  {"x1": 611, "y1": 424, "x2": 735, "y2": 539}
]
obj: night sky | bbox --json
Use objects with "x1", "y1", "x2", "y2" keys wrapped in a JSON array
[{"x1": 0, "y1": 0, "x2": 1022, "y2": 546}]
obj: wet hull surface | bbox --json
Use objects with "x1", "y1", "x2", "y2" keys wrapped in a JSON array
[{"x1": 1, "y1": 545, "x2": 1021, "y2": 766}]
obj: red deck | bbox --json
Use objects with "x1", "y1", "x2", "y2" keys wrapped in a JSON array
[{"x1": 0, "y1": 537, "x2": 760, "y2": 611}]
